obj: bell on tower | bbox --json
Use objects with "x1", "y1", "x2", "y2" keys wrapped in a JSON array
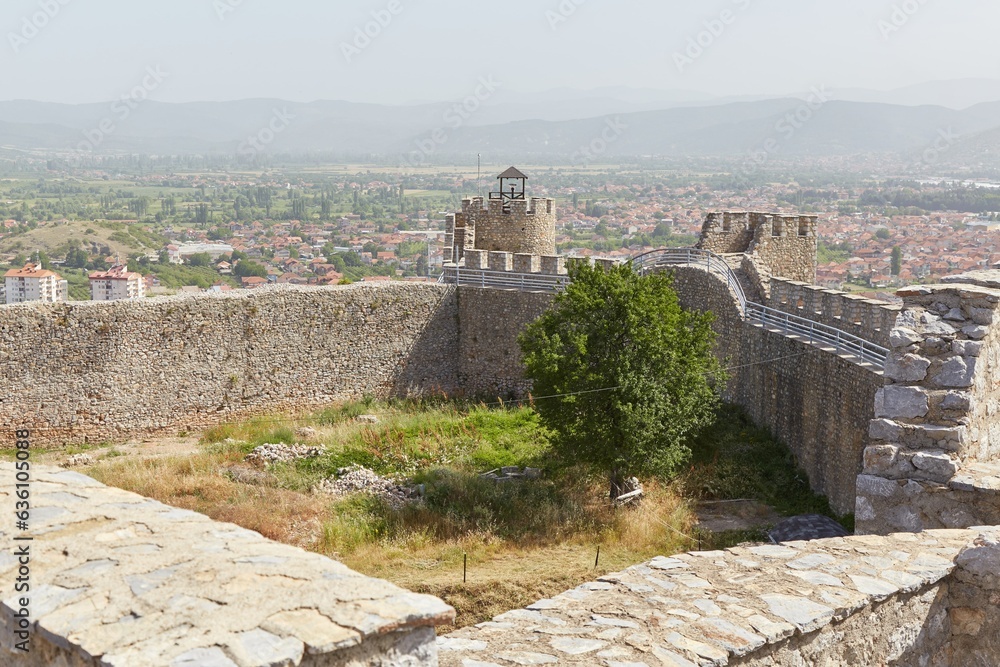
[{"x1": 490, "y1": 167, "x2": 527, "y2": 207}]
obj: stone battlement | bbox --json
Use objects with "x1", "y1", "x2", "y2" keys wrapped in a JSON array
[
  {"x1": 700, "y1": 211, "x2": 819, "y2": 284},
  {"x1": 446, "y1": 195, "x2": 557, "y2": 262},
  {"x1": 768, "y1": 277, "x2": 902, "y2": 349}
]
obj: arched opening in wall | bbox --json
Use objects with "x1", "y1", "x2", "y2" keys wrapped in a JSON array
[
  {"x1": 772, "y1": 218, "x2": 783, "y2": 237},
  {"x1": 798, "y1": 218, "x2": 810, "y2": 237}
]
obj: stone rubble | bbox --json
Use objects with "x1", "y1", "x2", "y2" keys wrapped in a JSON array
[
  {"x1": 245, "y1": 443, "x2": 325, "y2": 467},
  {"x1": 313, "y1": 465, "x2": 421, "y2": 508},
  {"x1": 61, "y1": 453, "x2": 96, "y2": 467}
]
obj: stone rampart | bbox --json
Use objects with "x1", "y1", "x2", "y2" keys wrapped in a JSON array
[
  {"x1": 449, "y1": 196, "x2": 557, "y2": 257},
  {"x1": 769, "y1": 277, "x2": 901, "y2": 349},
  {"x1": 0, "y1": 284, "x2": 460, "y2": 446},
  {"x1": 670, "y1": 266, "x2": 881, "y2": 515},
  {"x1": 698, "y1": 212, "x2": 818, "y2": 284},
  {"x1": 857, "y1": 282, "x2": 1000, "y2": 535},
  {"x1": 440, "y1": 527, "x2": 1000, "y2": 667},
  {"x1": 0, "y1": 465, "x2": 453, "y2": 666},
  {"x1": 456, "y1": 287, "x2": 554, "y2": 399}
]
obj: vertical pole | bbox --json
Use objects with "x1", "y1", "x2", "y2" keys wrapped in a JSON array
[
  {"x1": 463, "y1": 553, "x2": 467, "y2": 583},
  {"x1": 595, "y1": 545, "x2": 600, "y2": 568}
]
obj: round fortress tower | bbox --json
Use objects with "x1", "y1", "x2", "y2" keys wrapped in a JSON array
[{"x1": 445, "y1": 167, "x2": 557, "y2": 262}]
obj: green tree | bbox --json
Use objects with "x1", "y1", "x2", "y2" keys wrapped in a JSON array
[
  {"x1": 186, "y1": 252, "x2": 212, "y2": 267},
  {"x1": 233, "y1": 260, "x2": 267, "y2": 278},
  {"x1": 519, "y1": 263, "x2": 724, "y2": 498},
  {"x1": 891, "y1": 246, "x2": 903, "y2": 276}
]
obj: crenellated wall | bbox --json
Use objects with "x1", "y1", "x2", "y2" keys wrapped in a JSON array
[
  {"x1": 768, "y1": 277, "x2": 902, "y2": 349},
  {"x1": 669, "y1": 265, "x2": 881, "y2": 515},
  {"x1": 444, "y1": 196, "x2": 557, "y2": 262},
  {"x1": 699, "y1": 211, "x2": 818, "y2": 284}
]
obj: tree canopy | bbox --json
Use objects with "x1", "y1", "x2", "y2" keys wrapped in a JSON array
[{"x1": 519, "y1": 262, "x2": 724, "y2": 494}]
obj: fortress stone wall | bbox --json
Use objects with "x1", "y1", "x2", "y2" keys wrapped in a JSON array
[
  {"x1": 857, "y1": 281, "x2": 1000, "y2": 535},
  {"x1": 669, "y1": 265, "x2": 882, "y2": 515},
  {"x1": 445, "y1": 196, "x2": 557, "y2": 263},
  {"x1": 699, "y1": 211, "x2": 819, "y2": 284},
  {"x1": 0, "y1": 284, "x2": 462, "y2": 445}
]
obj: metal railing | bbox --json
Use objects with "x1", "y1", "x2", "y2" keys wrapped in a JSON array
[
  {"x1": 441, "y1": 266, "x2": 569, "y2": 293},
  {"x1": 440, "y1": 247, "x2": 888, "y2": 370},
  {"x1": 746, "y1": 302, "x2": 888, "y2": 369},
  {"x1": 631, "y1": 248, "x2": 748, "y2": 315}
]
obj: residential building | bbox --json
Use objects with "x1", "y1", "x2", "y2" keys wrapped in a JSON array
[
  {"x1": 89, "y1": 264, "x2": 146, "y2": 301},
  {"x1": 4, "y1": 263, "x2": 68, "y2": 305}
]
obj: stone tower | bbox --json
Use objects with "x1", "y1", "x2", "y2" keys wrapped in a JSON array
[{"x1": 444, "y1": 167, "x2": 557, "y2": 263}]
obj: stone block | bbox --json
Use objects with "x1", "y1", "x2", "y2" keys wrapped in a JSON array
[
  {"x1": 512, "y1": 254, "x2": 540, "y2": 274},
  {"x1": 863, "y1": 445, "x2": 900, "y2": 475},
  {"x1": 539, "y1": 256, "x2": 566, "y2": 276},
  {"x1": 875, "y1": 386, "x2": 929, "y2": 419},
  {"x1": 889, "y1": 327, "x2": 922, "y2": 348},
  {"x1": 952, "y1": 340, "x2": 984, "y2": 357},
  {"x1": 934, "y1": 356, "x2": 977, "y2": 388},
  {"x1": 465, "y1": 249, "x2": 488, "y2": 270},
  {"x1": 885, "y1": 353, "x2": 931, "y2": 382},
  {"x1": 488, "y1": 251, "x2": 513, "y2": 272},
  {"x1": 869, "y1": 419, "x2": 902, "y2": 442},
  {"x1": 912, "y1": 450, "x2": 959, "y2": 481}
]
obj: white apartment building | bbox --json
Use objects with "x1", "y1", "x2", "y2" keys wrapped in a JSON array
[
  {"x1": 4, "y1": 264, "x2": 68, "y2": 304},
  {"x1": 89, "y1": 264, "x2": 145, "y2": 301}
]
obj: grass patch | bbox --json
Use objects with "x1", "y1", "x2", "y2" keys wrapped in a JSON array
[
  {"x1": 85, "y1": 399, "x2": 846, "y2": 630},
  {"x1": 680, "y1": 404, "x2": 847, "y2": 525}
]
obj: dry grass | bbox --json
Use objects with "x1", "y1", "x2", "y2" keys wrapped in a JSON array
[
  {"x1": 66, "y1": 401, "x2": 821, "y2": 630},
  {"x1": 83, "y1": 408, "x2": 700, "y2": 629}
]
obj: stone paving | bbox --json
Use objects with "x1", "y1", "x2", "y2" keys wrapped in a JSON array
[
  {"x1": 0, "y1": 465, "x2": 453, "y2": 666},
  {"x1": 438, "y1": 529, "x2": 984, "y2": 666}
]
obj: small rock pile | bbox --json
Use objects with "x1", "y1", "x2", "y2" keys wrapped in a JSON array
[
  {"x1": 480, "y1": 466, "x2": 542, "y2": 482},
  {"x1": 62, "y1": 453, "x2": 96, "y2": 468},
  {"x1": 313, "y1": 465, "x2": 420, "y2": 508},
  {"x1": 245, "y1": 443, "x2": 324, "y2": 467}
]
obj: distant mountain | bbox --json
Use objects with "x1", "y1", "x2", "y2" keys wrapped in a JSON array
[
  {"x1": 1, "y1": 96, "x2": 999, "y2": 162},
  {"x1": 833, "y1": 79, "x2": 1000, "y2": 110}
]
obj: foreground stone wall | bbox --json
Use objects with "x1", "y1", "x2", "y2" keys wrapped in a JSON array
[
  {"x1": 858, "y1": 282, "x2": 1000, "y2": 534},
  {"x1": 670, "y1": 266, "x2": 881, "y2": 515},
  {"x1": 440, "y1": 527, "x2": 1000, "y2": 667},
  {"x1": 0, "y1": 465, "x2": 453, "y2": 666},
  {"x1": 0, "y1": 284, "x2": 460, "y2": 445}
]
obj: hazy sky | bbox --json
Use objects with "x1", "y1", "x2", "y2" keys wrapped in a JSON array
[{"x1": 2, "y1": 0, "x2": 998, "y2": 104}]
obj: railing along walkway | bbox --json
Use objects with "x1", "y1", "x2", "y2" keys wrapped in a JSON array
[{"x1": 441, "y1": 248, "x2": 889, "y2": 371}]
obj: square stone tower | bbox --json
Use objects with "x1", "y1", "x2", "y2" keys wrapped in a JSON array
[{"x1": 444, "y1": 167, "x2": 557, "y2": 263}]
